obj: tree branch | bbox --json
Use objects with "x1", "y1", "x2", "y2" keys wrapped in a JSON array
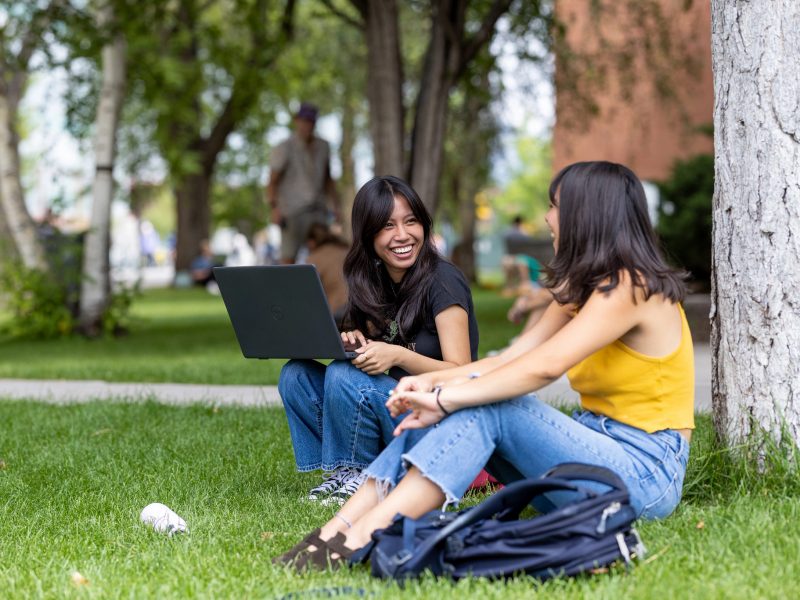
[
  {"x1": 322, "y1": 0, "x2": 363, "y2": 29},
  {"x1": 200, "y1": 0, "x2": 297, "y2": 171},
  {"x1": 458, "y1": 0, "x2": 511, "y2": 77}
]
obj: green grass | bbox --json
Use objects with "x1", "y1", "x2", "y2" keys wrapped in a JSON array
[
  {"x1": 0, "y1": 287, "x2": 518, "y2": 385},
  {"x1": 0, "y1": 404, "x2": 798, "y2": 599}
]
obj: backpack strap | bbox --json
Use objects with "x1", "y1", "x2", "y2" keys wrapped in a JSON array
[
  {"x1": 542, "y1": 463, "x2": 627, "y2": 492},
  {"x1": 392, "y1": 468, "x2": 626, "y2": 576}
]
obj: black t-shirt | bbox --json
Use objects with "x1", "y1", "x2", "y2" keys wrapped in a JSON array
[{"x1": 384, "y1": 261, "x2": 479, "y2": 380}]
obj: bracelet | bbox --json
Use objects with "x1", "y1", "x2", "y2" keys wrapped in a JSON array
[
  {"x1": 334, "y1": 512, "x2": 352, "y2": 529},
  {"x1": 433, "y1": 386, "x2": 451, "y2": 417}
]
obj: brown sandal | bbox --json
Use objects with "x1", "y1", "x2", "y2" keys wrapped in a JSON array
[
  {"x1": 293, "y1": 532, "x2": 355, "y2": 571},
  {"x1": 272, "y1": 528, "x2": 325, "y2": 566}
]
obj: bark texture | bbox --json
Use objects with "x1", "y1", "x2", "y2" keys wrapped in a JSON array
[
  {"x1": 347, "y1": 0, "x2": 509, "y2": 214},
  {"x1": 175, "y1": 172, "x2": 212, "y2": 271},
  {"x1": 79, "y1": 5, "x2": 127, "y2": 335},
  {"x1": 0, "y1": 77, "x2": 47, "y2": 270},
  {"x1": 711, "y1": 1, "x2": 800, "y2": 447},
  {"x1": 352, "y1": 0, "x2": 405, "y2": 177}
]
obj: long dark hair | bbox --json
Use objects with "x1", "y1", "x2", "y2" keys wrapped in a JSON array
[
  {"x1": 545, "y1": 161, "x2": 687, "y2": 307},
  {"x1": 343, "y1": 176, "x2": 440, "y2": 340}
]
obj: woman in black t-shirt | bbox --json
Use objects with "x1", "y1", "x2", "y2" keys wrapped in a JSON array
[{"x1": 278, "y1": 176, "x2": 479, "y2": 505}]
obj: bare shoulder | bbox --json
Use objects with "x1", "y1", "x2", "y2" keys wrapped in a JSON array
[{"x1": 601, "y1": 271, "x2": 684, "y2": 355}]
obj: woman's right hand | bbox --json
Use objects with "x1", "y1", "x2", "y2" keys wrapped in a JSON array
[
  {"x1": 386, "y1": 375, "x2": 434, "y2": 417},
  {"x1": 341, "y1": 329, "x2": 368, "y2": 350}
]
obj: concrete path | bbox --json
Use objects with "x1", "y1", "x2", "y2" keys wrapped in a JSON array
[{"x1": 0, "y1": 344, "x2": 712, "y2": 413}]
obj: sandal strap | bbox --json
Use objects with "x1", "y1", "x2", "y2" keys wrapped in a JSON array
[
  {"x1": 293, "y1": 533, "x2": 355, "y2": 571},
  {"x1": 272, "y1": 528, "x2": 323, "y2": 565},
  {"x1": 324, "y1": 532, "x2": 354, "y2": 558}
]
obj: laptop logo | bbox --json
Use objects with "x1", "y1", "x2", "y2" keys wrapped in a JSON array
[{"x1": 270, "y1": 305, "x2": 285, "y2": 321}]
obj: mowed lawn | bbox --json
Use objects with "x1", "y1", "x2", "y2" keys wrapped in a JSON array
[
  {"x1": 2, "y1": 286, "x2": 799, "y2": 598},
  {"x1": 1, "y1": 403, "x2": 799, "y2": 599},
  {"x1": 0, "y1": 286, "x2": 518, "y2": 385}
]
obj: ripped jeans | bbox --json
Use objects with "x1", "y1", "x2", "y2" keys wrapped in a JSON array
[{"x1": 362, "y1": 393, "x2": 690, "y2": 519}]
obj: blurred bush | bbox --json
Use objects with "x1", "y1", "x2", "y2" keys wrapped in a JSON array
[
  {"x1": 657, "y1": 154, "x2": 714, "y2": 291},
  {"x1": 0, "y1": 231, "x2": 137, "y2": 339}
]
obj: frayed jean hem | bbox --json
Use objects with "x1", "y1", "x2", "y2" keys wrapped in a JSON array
[
  {"x1": 401, "y1": 454, "x2": 460, "y2": 509},
  {"x1": 362, "y1": 473, "x2": 395, "y2": 502}
]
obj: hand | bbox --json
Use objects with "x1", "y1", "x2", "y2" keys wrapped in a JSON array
[
  {"x1": 507, "y1": 296, "x2": 531, "y2": 324},
  {"x1": 351, "y1": 341, "x2": 398, "y2": 375},
  {"x1": 391, "y1": 389, "x2": 446, "y2": 435},
  {"x1": 386, "y1": 375, "x2": 434, "y2": 417},
  {"x1": 341, "y1": 329, "x2": 368, "y2": 350}
]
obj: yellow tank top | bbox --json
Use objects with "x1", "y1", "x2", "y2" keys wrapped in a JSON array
[{"x1": 566, "y1": 305, "x2": 695, "y2": 432}]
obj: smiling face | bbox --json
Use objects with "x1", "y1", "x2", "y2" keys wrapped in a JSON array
[
  {"x1": 545, "y1": 192, "x2": 560, "y2": 252},
  {"x1": 373, "y1": 195, "x2": 424, "y2": 282}
]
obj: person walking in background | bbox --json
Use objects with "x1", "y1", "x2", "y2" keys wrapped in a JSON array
[
  {"x1": 266, "y1": 102, "x2": 341, "y2": 264},
  {"x1": 303, "y1": 223, "x2": 349, "y2": 324}
]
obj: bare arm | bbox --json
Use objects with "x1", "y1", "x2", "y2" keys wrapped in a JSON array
[
  {"x1": 391, "y1": 299, "x2": 574, "y2": 391},
  {"x1": 390, "y1": 281, "x2": 647, "y2": 433},
  {"x1": 351, "y1": 305, "x2": 472, "y2": 375},
  {"x1": 393, "y1": 305, "x2": 472, "y2": 374}
]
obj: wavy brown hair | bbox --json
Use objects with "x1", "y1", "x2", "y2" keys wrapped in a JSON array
[{"x1": 545, "y1": 161, "x2": 687, "y2": 308}]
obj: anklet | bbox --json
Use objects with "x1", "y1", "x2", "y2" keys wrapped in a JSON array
[{"x1": 334, "y1": 512, "x2": 352, "y2": 529}]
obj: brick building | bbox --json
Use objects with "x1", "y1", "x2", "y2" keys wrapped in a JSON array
[{"x1": 553, "y1": 0, "x2": 713, "y2": 182}]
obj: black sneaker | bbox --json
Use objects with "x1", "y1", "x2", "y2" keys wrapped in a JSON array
[
  {"x1": 321, "y1": 469, "x2": 367, "y2": 507},
  {"x1": 306, "y1": 468, "x2": 350, "y2": 502}
]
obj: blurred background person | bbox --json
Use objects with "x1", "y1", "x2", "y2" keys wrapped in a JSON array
[
  {"x1": 303, "y1": 222, "x2": 349, "y2": 325},
  {"x1": 266, "y1": 102, "x2": 341, "y2": 264}
]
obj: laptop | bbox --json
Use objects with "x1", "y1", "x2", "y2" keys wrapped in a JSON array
[{"x1": 213, "y1": 265, "x2": 358, "y2": 360}]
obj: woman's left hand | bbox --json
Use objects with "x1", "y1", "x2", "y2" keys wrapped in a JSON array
[
  {"x1": 391, "y1": 390, "x2": 446, "y2": 435},
  {"x1": 351, "y1": 341, "x2": 399, "y2": 375}
]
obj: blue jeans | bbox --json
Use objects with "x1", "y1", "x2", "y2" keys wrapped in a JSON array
[
  {"x1": 278, "y1": 360, "x2": 404, "y2": 472},
  {"x1": 363, "y1": 393, "x2": 690, "y2": 519}
]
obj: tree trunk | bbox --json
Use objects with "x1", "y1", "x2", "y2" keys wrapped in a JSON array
[
  {"x1": 174, "y1": 172, "x2": 212, "y2": 271},
  {"x1": 711, "y1": 1, "x2": 800, "y2": 449},
  {"x1": 355, "y1": 0, "x2": 405, "y2": 177},
  {"x1": 338, "y1": 96, "x2": 357, "y2": 239},
  {"x1": 408, "y1": 2, "x2": 455, "y2": 216},
  {"x1": 450, "y1": 173, "x2": 478, "y2": 283},
  {"x1": 0, "y1": 94, "x2": 47, "y2": 270},
  {"x1": 79, "y1": 5, "x2": 127, "y2": 336}
]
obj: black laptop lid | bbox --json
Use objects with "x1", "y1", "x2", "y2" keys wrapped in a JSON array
[{"x1": 214, "y1": 265, "x2": 355, "y2": 360}]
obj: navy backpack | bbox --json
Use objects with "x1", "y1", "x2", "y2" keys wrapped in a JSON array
[{"x1": 363, "y1": 463, "x2": 646, "y2": 581}]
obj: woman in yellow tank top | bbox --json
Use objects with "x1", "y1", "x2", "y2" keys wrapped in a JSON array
[{"x1": 275, "y1": 161, "x2": 693, "y2": 569}]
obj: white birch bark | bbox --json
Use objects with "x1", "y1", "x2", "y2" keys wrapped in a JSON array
[
  {"x1": 0, "y1": 92, "x2": 47, "y2": 270},
  {"x1": 711, "y1": 1, "x2": 800, "y2": 448},
  {"x1": 79, "y1": 3, "x2": 126, "y2": 334}
]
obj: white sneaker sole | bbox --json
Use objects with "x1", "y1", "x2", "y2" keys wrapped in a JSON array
[{"x1": 319, "y1": 495, "x2": 347, "y2": 507}]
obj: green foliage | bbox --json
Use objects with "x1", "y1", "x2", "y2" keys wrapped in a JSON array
[
  {"x1": 101, "y1": 283, "x2": 140, "y2": 337},
  {"x1": 0, "y1": 260, "x2": 140, "y2": 340},
  {"x1": 0, "y1": 230, "x2": 139, "y2": 339},
  {"x1": 493, "y1": 136, "x2": 552, "y2": 233},
  {"x1": 211, "y1": 182, "x2": 267, "y2": 238},
  {"x1": 0, "y1": 264, "x2": 75, "y2": 338},
  {"x1": 656, "y1": 154, "x2": 714, "y2": 288}
]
